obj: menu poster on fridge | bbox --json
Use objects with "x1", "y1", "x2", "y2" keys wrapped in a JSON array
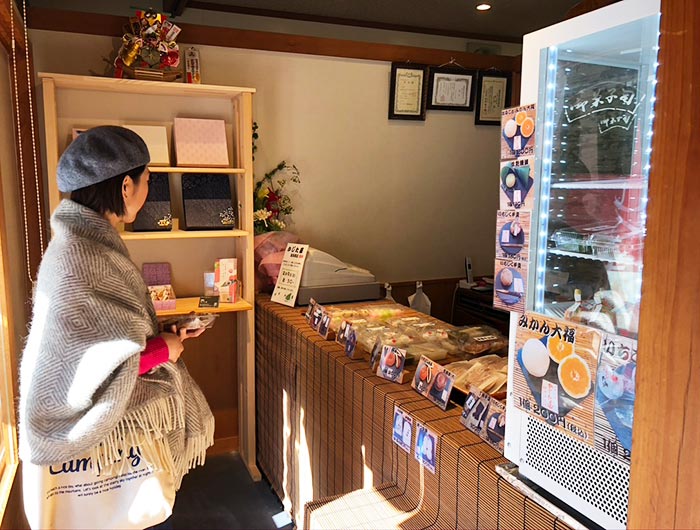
[
  {"x1": 499, "y1": 156, "x2": 535, "y2": 210},
  {"x1": 496, "y1": 210, "x2": 531, "y2": 262},
  {"x1": 501, "y1": 104, "x2": 536, "y2": 160},
  {"x1": 493, "y1": 258, "x2": 527, "y2": 314},
  {"x1": 594, "y1": 333, "x2": 636, "y2": 464},
  {"x1": 512, "y1": 313, "x2": 601, "y2": 446}
]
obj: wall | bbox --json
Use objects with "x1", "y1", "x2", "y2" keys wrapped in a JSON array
[{"x1": 29, "y1": 29, "x2": 503, "y2": 282}]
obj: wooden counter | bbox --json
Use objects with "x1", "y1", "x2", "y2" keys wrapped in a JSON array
[{"x1": 255, "y1": 296, "x2": 573, "y2": 529}]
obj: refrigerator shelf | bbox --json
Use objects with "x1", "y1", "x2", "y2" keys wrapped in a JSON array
[
  {"x1": 551, "y1": 179, "x2": 645, "y2": 190},
  {"x1": 547, "y1": 248, "x2": 637, "y2": 265}
]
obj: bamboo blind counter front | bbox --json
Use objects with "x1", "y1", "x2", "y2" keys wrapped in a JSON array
[{"x1": 255, "y1": 296, "x2": 573, "y2": 530}]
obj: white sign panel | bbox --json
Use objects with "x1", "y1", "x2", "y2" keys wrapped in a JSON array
[{"x1": 271, "y1": 243, "x2": 309, "y2": 307}]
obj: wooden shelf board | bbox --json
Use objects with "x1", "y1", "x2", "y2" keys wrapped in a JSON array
[
  {"x1": 39, "y1": 72, "x2": 255, "y2": 97},
  {"x1": 120, "y1": 228, "x2": 248, "y2": 240},
  {"x1": 156, "y1": 297, "x2": 253, "y2": 317},
  {"x1": 149, "y1": 166, "x2": 246, "y2": 174}
]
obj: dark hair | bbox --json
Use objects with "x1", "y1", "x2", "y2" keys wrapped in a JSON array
[{"x1": 70, "y1": 165, "x2": 146, "y2": 216}]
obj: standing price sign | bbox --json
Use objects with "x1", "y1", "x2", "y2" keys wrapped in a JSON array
[{"x1": 271, "y1": 243, "x2": 309, "y2": 307}]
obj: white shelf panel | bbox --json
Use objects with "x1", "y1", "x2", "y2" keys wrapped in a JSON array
[
  {"x1": 548, "y1": 248, "x2": 637, "y2": 265},
  {"x1": 551, "y1": 178, "x2": 646, "y2": 189}
]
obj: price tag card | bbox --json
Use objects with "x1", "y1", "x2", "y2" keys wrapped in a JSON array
[
  {"x1": 411, "y1": 356, "x2": 456, "y2": 410},
  {"x1": 392, "y1": 405, "x2": 413, "y2": 454},
  {"x1": 318, "y1": 310, "x2": 332, "y2": 339},
  {"x1": 376, "y1": 345, "x2": 406, "y2": 383},
  {"x1": 309, "y1": 303, "x2": 324, "y2": 331},
  {"x1": 271, "y1": 243, "x2": 309, "y2": 307},
  {"x1": 460, "y1": 385, "x2": 492, "y2": 436},
  {"x1": 304, "y1": 298, "x2": 317, "y2": 322},
  {"x1": 369, "y1": 338, "x2": 383, "y2": 371},
  {"x1": 414, "y1": 422, "x2": 437, "y2": 474}
]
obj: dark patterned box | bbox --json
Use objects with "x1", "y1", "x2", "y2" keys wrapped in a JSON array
[
  {"x1": 128, "y1": 172, "x2": 172, "y2": 232},
  {"x1": 181, "y1": 173, "x2": 236, "y2": 230}
]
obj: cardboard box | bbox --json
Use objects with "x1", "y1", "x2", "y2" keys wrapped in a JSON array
[
  {"x1": 123, "y1": 124, "x2": 170, "y2": 166},
  {"x1": 214, "y1": 258, "x2": 238, "y2": 303},
  {"x1": 173, "y1": 117, "x2": 229, "y2": 167}
]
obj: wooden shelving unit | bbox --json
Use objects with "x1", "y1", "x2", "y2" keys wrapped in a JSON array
[
  {"x1": 39, "y1": 73, "x2": 260, "y2": 480},
  {"x1": 155, "y1": 297, "x2": 253, "y2": 317}
]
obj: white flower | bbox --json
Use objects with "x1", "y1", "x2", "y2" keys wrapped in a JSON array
[
  {"x1": 269, "y1": 219, "x2": 286, "y2": 230},
  {"x1": 254, "y1": 209, "x2": 272, "y2": 222}
]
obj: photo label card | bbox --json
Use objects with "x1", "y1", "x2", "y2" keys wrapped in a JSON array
[
  {"x1": 414, "y1": 422, "x2": 437, "y2": 474},
  {"x1": 411, "y1": 356, "x2": 456, "y2": 410},
  {"x1": 392, "y1": 406, "x2": 413, "y2": 454},
  {"x1": 376, "y1": 345, "x2": 407, "y2": 383},
  {"x1": 461, "y1": 385, "x2": 491, "y2": 436}
]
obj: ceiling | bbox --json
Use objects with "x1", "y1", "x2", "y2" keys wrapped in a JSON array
[{"x1": 180, "y1": 0, "x2": 585, "y2": 43}]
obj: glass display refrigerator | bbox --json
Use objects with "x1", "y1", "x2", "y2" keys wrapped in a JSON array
[{"x1": 503, "y1": 0, "x2": 660, "y2": 528}]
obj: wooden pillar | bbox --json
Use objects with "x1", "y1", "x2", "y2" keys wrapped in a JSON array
[{"x1": 628, "y1": 0, "x2": 700, "y2": 528}]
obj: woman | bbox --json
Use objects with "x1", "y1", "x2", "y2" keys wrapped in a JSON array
[{"x1": 19, "y1": 126, "x2": 214, "y2": 529}]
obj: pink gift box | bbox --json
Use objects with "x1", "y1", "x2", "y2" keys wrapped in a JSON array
[
  {"x1": 173, "y1": 117, "x2": 229, "y2": 167},
  {"x1": 143, "y1": 263, "x2": 177, "y2": 311}
]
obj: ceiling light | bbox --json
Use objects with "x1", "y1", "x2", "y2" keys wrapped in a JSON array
[{"x1": 476, "y1": 3, "x2": 492, "y2": 11}]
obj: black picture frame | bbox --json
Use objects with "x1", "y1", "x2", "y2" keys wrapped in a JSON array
[
  {"x1": 388, "y1": 62, "x2": 428, "y2": 121},
  {"x1": 426, "y1": 66, "x2": 476, "y2": 111},
  {"x1": 475, "y1": 71, "x2": 513, "y2": 125}
]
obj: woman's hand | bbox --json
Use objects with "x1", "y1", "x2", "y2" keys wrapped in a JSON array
[
  {"x1": 171, "y1": 324, "x2": 206, "y2": 341},
  {"x1": 160, "y1": 331, "x2": 185, "y2": 363}
]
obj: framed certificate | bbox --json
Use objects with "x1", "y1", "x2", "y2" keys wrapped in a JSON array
[
  {"x1": 426, "y1": 66, "x2": 476, "y2": 111},
  {"x1": 475, "y1": 71, "x2": 512, "y2": 125},
  {"x1": 388, "y1": 63, "x2": 428, "y2": 120}
]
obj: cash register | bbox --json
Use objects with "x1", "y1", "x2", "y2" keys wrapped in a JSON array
[{"x1": 296, "y1": 248, "x2": 381, "y2": 305}]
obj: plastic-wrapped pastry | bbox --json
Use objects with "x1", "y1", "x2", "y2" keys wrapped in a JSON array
[
  {"x1": 447, "y1": 326, "x2": 509, "y2": 356},
  {"x1": 445, "y1": 355, "x2": 508, "y2": 395}
]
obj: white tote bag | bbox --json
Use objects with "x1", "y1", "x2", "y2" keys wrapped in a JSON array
[{"x1": 22, "y1": 447, "x2": 175, "y2": 530}]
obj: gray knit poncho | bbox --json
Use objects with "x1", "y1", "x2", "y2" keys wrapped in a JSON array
[{"x1": 19, "y1": 200, "x2": 214, "y2": 487}]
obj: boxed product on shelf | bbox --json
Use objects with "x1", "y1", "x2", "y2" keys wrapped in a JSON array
[
  {"x1": 173, "y1": 117, "x2": 228, "y2": 167},
  {"x1": 447, "y1": 325, "x2": 509, "y2": 357},
  {"x1": 123, "y1": 124, "x2": 170, "y2": 166},
  {"x1": 181, "y1": 173, "x2": 235, "y2": 230},
  {"x1": 142, "y1": 262, "x2": 176, "y2": 311},
  {"x1": 128, "y1": 172, "x2": 172, "y2": 232},
  {"x1": 215, "y1": 258, "x2": 238, "y2": 303}
]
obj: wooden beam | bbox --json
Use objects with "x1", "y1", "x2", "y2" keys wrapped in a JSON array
[
  {"x1": 628, "y1": 0, "x2": 700, "y2": 528},
  {"x1": 565, "y1": 0, "x2": 621, "y2": 19},
  {"x1": 26, "y1": 7, "x2": 521, "y2": 73},
  {"x1": 164, "y1": 0, "x2": 189, "y2": 18},
  {"x1": 188, "y1": 1, "x2": 522, "y2": 44}
]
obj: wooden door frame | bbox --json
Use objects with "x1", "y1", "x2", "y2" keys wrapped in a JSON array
[{"x1": 628, "y1": 0, "x2": 700, "y2": 528}]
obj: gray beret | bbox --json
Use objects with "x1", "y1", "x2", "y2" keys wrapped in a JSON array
[{"x1": 57, "y1": 125, "x2": 150, "y2": 192}]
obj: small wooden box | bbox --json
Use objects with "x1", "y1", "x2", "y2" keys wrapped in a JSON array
[{"x1": 173, "y1": 117, "x2": 229, "y2": 167}]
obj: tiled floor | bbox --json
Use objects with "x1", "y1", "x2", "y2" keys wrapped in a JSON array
[{"x1": 171, "y1": 453, "x2": 292, "y2": 530}]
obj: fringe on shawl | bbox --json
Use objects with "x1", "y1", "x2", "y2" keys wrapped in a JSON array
[
  {"x1": 86, "y1": 394, "x2": 213, "y2": 489},
  {"x1": 87, "y1": 394, "x2": 183, "y2": 475}
]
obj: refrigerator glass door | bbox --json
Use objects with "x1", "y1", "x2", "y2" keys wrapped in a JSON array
[{"x1": 532, "y1": 15, "x2": 659, "y2": 340}]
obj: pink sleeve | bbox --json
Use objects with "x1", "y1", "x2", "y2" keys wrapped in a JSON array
[{"x1": 139, "y1": 336, "x2": 169, "y2": 375}]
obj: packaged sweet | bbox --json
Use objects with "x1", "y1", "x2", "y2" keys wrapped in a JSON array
[
  {"x1": 159, "y1": 312, "x2": 219, "y2": 331},
  {"x1": 445, "y1": 355, "x2": 508, "y2": 396},
  {"x1": 447, "y1": 325, "x2": 508, "y2": 356}
]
